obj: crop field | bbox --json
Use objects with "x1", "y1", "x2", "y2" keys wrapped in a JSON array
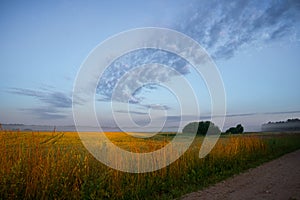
[{"x1": 1, "y1": 130, "x2": 300, "y2": 199}]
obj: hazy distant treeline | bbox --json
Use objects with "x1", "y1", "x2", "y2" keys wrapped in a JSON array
[{"x1": 261, "y1": 118, "x2": 300, "y2": 132}]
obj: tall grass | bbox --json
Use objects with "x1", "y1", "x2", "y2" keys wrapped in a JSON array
[{"x1": 1, "y1": 130, "x2": 300, "y2": 199}]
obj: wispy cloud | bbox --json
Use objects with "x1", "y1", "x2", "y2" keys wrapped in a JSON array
[
  {"x1": 263, "y1": 110, "x2": 300, "y2": 115},
  {"x1": 21, "y1": 107, "x2": 67, "y2": 120},
  {"x1": 225, "y1": 110, "x2": 300, "y2": 118},
  {"x1": 97, "y1": 49, "x2": 190, "y2": 104},
  {"x1": 115, "y1": 110, "x2": 148, "y2": 115},
  {"x1": 95, "y1": 0, "x2": 300, "y2": 109},
  {"x1": 10, "y1": 1, "x2": 299, "y2": 122},
  {"x1": 114, "y1": 103, "x2": 171, "y2": 116},
  {"x1": 8, "y1": 88, "x2": 72, "y2": 108},
  {"x1": 139, "y1": 104, "x2": 171, "y2": 111},
  {"x1": 176, "y1": 0, "x2": 300, "y2": 59},
  {"x1": 8, "y1": 88, "x2": 71, "y2": 119}
]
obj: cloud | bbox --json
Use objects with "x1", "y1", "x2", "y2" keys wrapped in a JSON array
[
  {"x1": 176, "y1": 0, "x2": 300, "y2": 60},
  {"x1": 97, "y1": 49, "x2": 190, "y2": 104},
  {"x1": 114, "y1": 110, "x2": 148, "y2": 115},
  {"x1": 95, "y1": 0, "x2": 300, "y2": 109},
  {"x1": 140, "y1": 104, "x2": 171, "y2": 111},
  {"x1": 225, "y1": 113, "x2": 257, "y2": 118},
  {"x1": 41, "y1": 91, "x2": 71, "y2": 108},
  {"x1": 164, "y1": 114, "x2": 211, "y2": 123},
  {"x1": 263, "y1": 110, "x2": 300, "y2": 115},
  {"x1": 226, "y1": 111, "x2": 300, "y2": 118},
  {"x1": 8, "y1": 88, "x2": 71, "y2": 119},
  {"x1": 113, "y1": 103, "x2": 171, "y2": 118},
  {"x1": 21, "y1": 107, "x2": 68, "y2": 120},
  {"x1": 8, "y1": 88, "x2": 72, "y2": 108}
]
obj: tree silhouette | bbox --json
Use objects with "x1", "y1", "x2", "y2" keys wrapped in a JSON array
[
  {"x1": 236, "y1": 124, "x2": 244, "y2": 133},
  {"x1": 225, "y1": 124, "x2": 244, "y2": 134},
  {"x1": 182, "y1": 121, "x2": 221, "y2": 135}
]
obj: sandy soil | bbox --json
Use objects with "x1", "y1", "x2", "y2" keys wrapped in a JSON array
[{"x1": 181, "y1": 149, "x2": 300, "y2": 200}]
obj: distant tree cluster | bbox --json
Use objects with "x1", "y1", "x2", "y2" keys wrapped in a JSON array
[
  {"x1": 225, "y1": 124, "x2": 244, "y2": 134},
  {"x1": 267, "y1": 118, "x2": 300, "y2": 124},
  {"x1": 182, "y1": 121, "x2": 221, "y2": 135},
  {"x1": 262, "y1": 118, "x2": 300, "y2": 132}
]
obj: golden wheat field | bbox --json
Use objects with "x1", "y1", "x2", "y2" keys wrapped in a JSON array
[{"x1": 1, "y1": 130, "x2": 300, "y2": 199}]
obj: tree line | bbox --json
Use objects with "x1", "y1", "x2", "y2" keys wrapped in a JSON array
[{"x1": 182, "y1": 121, "x2": 244, "y2": 135}]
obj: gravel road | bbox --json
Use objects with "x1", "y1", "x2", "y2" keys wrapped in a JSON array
[{"x1": 181, "y1": 149, "x2": 300, "y2": 200}]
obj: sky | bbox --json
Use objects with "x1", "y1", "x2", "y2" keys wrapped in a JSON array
[{"x1": 1, "y1": 0, "x2": 300, "y2": 131}]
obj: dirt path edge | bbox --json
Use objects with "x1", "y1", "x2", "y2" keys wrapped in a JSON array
[{"x1": 181, "y1": 149, "x2": 300, "y2": 200}]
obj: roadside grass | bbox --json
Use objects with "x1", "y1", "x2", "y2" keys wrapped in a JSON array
[{"x1": 1, "y1": 130, "x2": 300, "y2": 199}]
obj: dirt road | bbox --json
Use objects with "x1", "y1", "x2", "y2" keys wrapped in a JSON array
[{"x1": 181, "y1": 149, "x2": 300, "y2": 200}]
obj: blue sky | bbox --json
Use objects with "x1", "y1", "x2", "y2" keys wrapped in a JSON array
[{"x1": 1, "y1": 0, "x2": 300, "y2": 131}]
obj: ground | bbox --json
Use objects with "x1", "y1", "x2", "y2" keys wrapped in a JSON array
[{"x1": 181, "y1": 149, "x2": 300, "y2": 200}]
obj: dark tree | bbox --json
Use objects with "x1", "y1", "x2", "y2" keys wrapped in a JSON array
[
  {"x1": 225, "y1": 124, "x2": 244, "y2": 134},
  {"x1": 236, "y1": 124, "x2": 244, "y2": 133},
  {"x1": 225, "y1": 127, "x2": 236, "y2": 134},
  {"x1": 182, "y1": 121, "x2": 221, "y2": 135}
]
